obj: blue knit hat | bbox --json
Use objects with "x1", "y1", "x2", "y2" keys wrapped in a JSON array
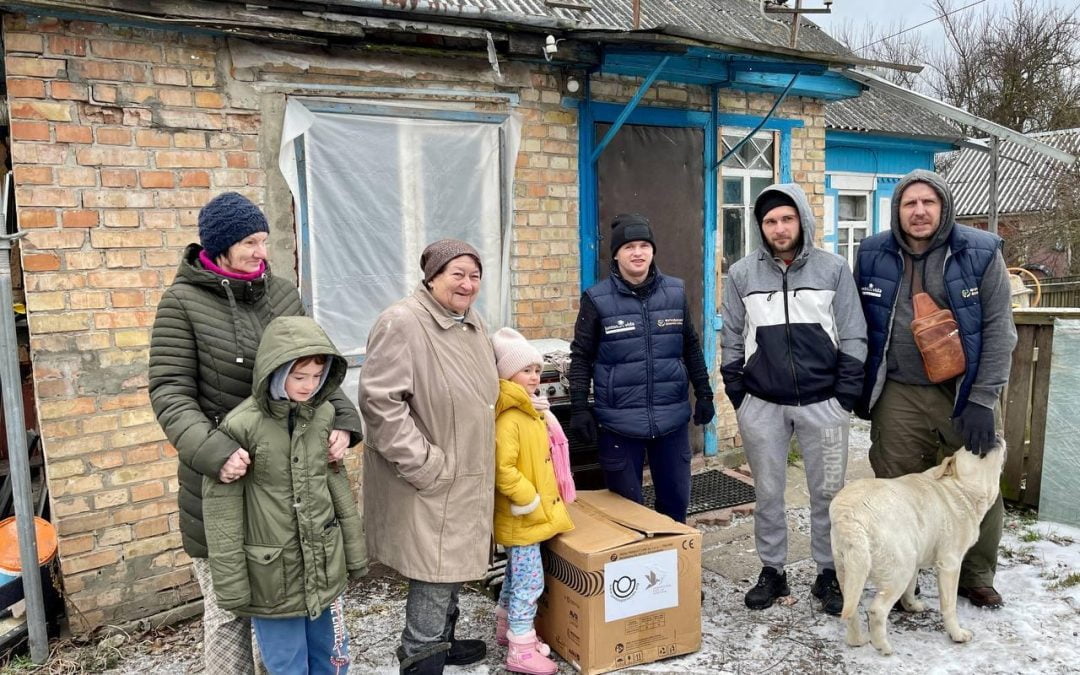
[{"x1": 198, "y1": 192, "x2": 269, "y2": 260}]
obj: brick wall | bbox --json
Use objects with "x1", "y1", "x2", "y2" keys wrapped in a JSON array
[
  {"x1": 3, "y1": 14, "x2": 260, "y2": 630},
  {"x1": 4, "y1": 12, "x2": 827, "y2": 630}
]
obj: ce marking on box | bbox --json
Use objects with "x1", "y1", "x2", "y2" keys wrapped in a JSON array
[{"x1": 681, "y1": 539, "x2": 695, "y2": 549}]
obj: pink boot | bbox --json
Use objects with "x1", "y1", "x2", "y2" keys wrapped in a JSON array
[
  {"x1": 495, "y1": 605, "x2": 509, "y2": 646},
  {"x1": 506, "y1": 629, "x2": 557, "y2": 675},
  {"x1": 496, "y1": 607, "x2": 550, "y2": 655}
]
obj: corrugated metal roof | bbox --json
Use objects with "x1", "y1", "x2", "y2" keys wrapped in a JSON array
[
  {"x1": 330, "y1": 0, "x2": 847, "y2": 55},
  {"x1": 943, "y1": 128, "x2": 1080, "y2": 217},
  {"x1": 826, "y1": 87, "x2": 962, "y2": 141}
]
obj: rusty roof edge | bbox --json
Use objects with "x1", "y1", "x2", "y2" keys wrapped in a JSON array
[{"x1": 648, "y1": 24, "x2": 923, "y2": 73}]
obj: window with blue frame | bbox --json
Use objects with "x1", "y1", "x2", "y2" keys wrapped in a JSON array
[{"x1": 720, "y1": 129, "x2": 776, "y2": 272}]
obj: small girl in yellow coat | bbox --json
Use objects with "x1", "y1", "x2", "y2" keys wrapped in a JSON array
[{"x1": 491, "y1": 328, "x2": 575, "y2": 675}]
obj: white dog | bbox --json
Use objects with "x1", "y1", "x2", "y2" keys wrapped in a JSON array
[{"x1": 829, "y1": 442, "x2": 1005, "y2": 655}]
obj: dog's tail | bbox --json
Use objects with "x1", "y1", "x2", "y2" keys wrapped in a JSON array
[{"x1": 831, "y1": 506, "x2": 871, "y2": 621}]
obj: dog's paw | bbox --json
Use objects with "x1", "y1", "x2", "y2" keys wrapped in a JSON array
[
  {"x1": 845, "y1": 633, "x2": 870, "y2": 648},
  {"x1": 873, "y1": 641, "x2": 894, "y2": 656},
  {"x1": 948, "y1": 627, "x2": 973, "y2": 643},
  {"x1": 902, "y1": 598, "x2": 927, "y2": 613}
]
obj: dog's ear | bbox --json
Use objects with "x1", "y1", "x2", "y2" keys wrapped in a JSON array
[{"x1": 933, "y1": 454, "x2": 957, "y2": 479}]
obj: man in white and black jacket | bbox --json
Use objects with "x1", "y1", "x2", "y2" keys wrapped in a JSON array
[{"x1": 721, "y1": 183, "x2": 866, "y2": 615}]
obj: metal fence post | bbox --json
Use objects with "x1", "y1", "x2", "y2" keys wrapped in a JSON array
[{"x1": 0, "y1": 173, "x2": 49, "y2": 664}]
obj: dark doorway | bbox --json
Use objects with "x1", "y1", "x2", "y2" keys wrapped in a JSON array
[{"x1": 595, "y1": 122, "x2": 706, "y2": 452}]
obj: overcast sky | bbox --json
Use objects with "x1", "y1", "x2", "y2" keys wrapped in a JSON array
[{"x1": 809, "y1": 0, "x2": 1080, "y2": 51}]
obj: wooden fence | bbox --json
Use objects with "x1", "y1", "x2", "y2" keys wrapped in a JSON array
[
  {"x1": 1028, "y1": 275, "x2": 1080, "y2": 308},
  {"x1": 1001, "y1": 308, "x2": 1080, "y2": 507}
]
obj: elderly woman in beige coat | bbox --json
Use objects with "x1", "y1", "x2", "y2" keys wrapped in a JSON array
[{"x1": 359, "y1": 239, "x2": 499, "y2": 675}]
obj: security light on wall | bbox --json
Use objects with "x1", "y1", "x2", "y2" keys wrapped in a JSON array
[{"x1": 543, "y1": 35, "x2": 563, "y2": 61}]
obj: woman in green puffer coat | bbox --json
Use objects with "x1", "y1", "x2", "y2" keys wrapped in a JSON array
[
  {"x1": 203, "y1": 315, "x2": 365, "y2": 674},
  {"x1": 149, "y1": 192, "x2": 362, "y2": 673}
]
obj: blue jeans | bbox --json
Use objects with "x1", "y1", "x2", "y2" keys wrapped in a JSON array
[
  {"x1": 598, "y1": 425, "x2": 691, "y2": 522},
  {"x1": 251, "y1": 596, "x2": 349, "y2": 675}
]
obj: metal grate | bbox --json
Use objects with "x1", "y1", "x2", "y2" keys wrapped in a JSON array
[{"x1": 643, "y1": 469, "x2": 756, "y2": 516}]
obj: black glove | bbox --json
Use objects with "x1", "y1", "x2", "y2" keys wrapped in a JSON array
[
  {"x1": 570, "y1": 408, "x2": 598, "y2": 444},
  {"x1": 953, "y1": 402, "x2": 996, "y2": 457},
  {"x1": 693, "y1": 397, "x2": 715, "y2": 426},
  {"x1": 726, "y1": 390, "x2": 745, "y2": 411}
]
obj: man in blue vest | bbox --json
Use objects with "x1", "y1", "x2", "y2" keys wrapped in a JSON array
[
  {"x1": 721, "y1": 183, "x2": 866, "y2": 615},
  {"x1": 568, "y1": 213, "x2": 715, "y2": 524},
  {"x1": 854, "y1": 169, "x2": 1017, "y2": 609}
]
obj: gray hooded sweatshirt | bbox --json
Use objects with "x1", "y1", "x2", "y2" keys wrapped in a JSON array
[
  {"x1": 861, "y1": 170, "x2": 1016, "y2": 410},
  {"x1": 721, "y1": 183, "x2": 867, "y2": 410}
]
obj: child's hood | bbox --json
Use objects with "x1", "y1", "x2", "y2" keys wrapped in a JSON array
[
  {"x1": 252, "y1": 316, "x2": 346, "y2": 413},
  {"x1": 496, "y1": 379, "x2": 541, "y2": 420}
]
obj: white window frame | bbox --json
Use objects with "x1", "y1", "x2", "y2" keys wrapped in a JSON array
[
  {"x1": 719, "y1": 129, "x2": 777, "y2": 271},
  {"x1": 837, "y1": 190, "x2": 872, "y2": 268}
]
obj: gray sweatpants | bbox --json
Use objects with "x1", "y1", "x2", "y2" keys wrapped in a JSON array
[{"x1": 738, "y1": 394, "x2": 849, "y2": 572}]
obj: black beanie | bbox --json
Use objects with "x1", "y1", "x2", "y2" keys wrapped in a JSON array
[
  {"x1": 754, "y1": 190, "x2": 798, "y2": 226},
  {"x1": 198, "y1": 192, "x2": 270, "y2": 260},
  {"x1": 609, "y1": 213, "x2": 656, "y2": 257}
]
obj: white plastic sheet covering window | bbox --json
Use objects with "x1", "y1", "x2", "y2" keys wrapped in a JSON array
[{"x1": 280, "y1": 99, "x2": 517, "y2": 370}]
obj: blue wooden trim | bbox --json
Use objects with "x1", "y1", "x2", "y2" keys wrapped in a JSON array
[
  {"x1": 579, "y1": 77, "x2": 598, "y2": 292},
  {"x1": 704, "y1": 87, "x2": 720, "y2": 458},
  {"x1": 300, "y1": 100, "x2": 508, "y2": 124},
  {"x1": 585, "y1": 102, "x2": 807, "y2": 133},
  {"x1": 586, "y1": 101, "x2": 712, "y2": 127},
  {"x1": 824, "y1": 182, "x2": 840, "y2": 252},
  {"x1": 294, "y1": 137, "x2": 314, "y2": 316},
  {"x1": 590, "y1": 56, "x2": 671, "y2": 164},
  {"x1": 718, "y1": 113, "x2": 804, "y2": 132},
  {"x1": 826, "y1": 130, "x2": 957, "y2": 153},
  {"x1": 779, "y1": 129, "x2": 793, "y2": 183},
  {"x1": 731, "y1": 70, "x2": 862, "y2": 100}
]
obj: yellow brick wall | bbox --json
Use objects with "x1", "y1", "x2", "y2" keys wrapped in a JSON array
[{"x1": 4, "y1": 12, "x2": 828, "y2": 630}]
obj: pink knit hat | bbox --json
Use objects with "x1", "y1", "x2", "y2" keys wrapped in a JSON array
[{"x1": 492, "y1": 327, "x2": 543, "y2": 380}]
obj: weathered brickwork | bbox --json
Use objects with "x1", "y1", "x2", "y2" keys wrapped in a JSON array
[
  {"x1": 4, "y1": 14, "x2": 256, "y2": 631},
  {"x1": 4, "y1": 12, "x2": 827, "y2": 630}
]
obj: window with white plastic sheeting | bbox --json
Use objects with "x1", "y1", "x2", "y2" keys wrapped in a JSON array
[{"x1": 280, "y1": 100, "x2": 519, "y2": 367}]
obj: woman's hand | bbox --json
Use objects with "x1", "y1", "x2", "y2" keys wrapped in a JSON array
[
  {"x1": 219, "y1": 448, "x2": 251, "y2": 483},
  {"x1": 328, "y1": 429, "x2": 350, "y2": 462}
]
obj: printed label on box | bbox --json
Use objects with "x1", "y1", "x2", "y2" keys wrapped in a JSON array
[{"x1": 603, "y1": 548, "x2": 678, "y2": 622}]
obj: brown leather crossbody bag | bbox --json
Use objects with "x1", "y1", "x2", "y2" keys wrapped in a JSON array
[{"x1": 910, "y1": 271, "x2": 966, "y2": 382}]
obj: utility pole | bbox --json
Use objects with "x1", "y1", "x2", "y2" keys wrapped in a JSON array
[
  {"x1": 988, "y1": 135, "x2": 999, "y2": 235},
  {"x1": 762, "y1": 0, "x2": 833, "y2": 50}
]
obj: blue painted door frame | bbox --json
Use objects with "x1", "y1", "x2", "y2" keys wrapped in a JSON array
[{"x1": 576, "y1": 89, "x2": 803, "y2": 456}]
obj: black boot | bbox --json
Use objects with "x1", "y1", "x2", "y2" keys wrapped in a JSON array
[
  {"x1": 811, "y1": 568, "x2": 844, "y2": 616},
  {"x1": 399, "y1": 645, "x2": 449, "y2": 675},
  {"x1": 443, "y1": 607, "x2": 487, "y2": 666},
  {"x1": 745, "y1": 567, "x2": 790, "y2": 610}
]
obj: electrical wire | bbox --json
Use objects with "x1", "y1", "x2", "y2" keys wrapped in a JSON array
[{"x1": 847, "y1": 0, "x2": 989, "y2": 54}]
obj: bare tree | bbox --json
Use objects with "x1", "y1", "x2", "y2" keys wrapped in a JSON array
[
  {"x1": 1022, "y1": 163, "x2": 1080, "y2": 275},
  {"x1": 831, "y1": 18, "x2": 927, "y2": 89},
  {"x1": 927, "y1": 0, "x2": 1080, "y2": 133}
]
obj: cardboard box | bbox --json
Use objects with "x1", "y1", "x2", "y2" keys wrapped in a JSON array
[{"x1": 535, "y1": 490, "x2": 702, "y2": 674}]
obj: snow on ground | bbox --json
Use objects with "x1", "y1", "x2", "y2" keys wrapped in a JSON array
[
  {"x1": 85, "y1": 419, "x2": 1080, "y2": 674},
  {"x1": 97, "y1": 513, "x2": 1080, "y2": 675}
]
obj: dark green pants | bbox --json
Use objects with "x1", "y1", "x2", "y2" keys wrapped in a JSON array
[{"x1": 869, "y1": 380, "x2": 1004, "y2": 588}]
